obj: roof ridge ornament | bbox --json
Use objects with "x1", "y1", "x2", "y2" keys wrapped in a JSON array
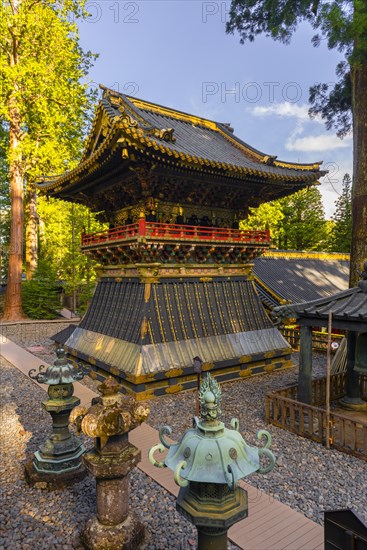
[
  {"x1": 146, "y1": 127, "x2": 176, "y2": 143},
  {"x1": 261, "y1": 155, "x2": 278, "y2": 166}
]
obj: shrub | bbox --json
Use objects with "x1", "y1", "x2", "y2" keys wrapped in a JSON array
[{"x1": 22, "y1": 256, "x2": 60, "y2": 319}]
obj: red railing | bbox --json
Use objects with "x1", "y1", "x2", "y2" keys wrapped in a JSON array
[{"x1": 81, "y1": 221, "x2": 270, "y2": 247}]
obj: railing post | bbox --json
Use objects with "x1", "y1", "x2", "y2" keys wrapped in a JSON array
[
  {"x1": 299, "y1": 325, "x2": 313, "y2": 404},
  {"x1": 138, "y1": 214, "x2": 146, "y2": 236},
  {"x1": 265, "y1": 397, "x2": 270, "y2": 423}
]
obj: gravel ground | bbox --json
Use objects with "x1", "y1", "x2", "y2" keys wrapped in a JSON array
[
  {"x1": 0, "y1": 356, "x2": 240, "y2": 550},
  {"x1": 1, "y1": 321, "x2": 367, "y2": 548}
]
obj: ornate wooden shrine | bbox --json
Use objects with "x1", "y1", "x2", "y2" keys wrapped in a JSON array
[{"x1": 38, "y1": 86, "x2": 325, "y2": 398}]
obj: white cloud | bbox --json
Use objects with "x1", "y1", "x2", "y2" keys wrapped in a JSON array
[
  {"x1": 286, "y1": 133, "x2": 352, "y2": 152},
  {"x1": 251, "y1": 102, "x2": 316, "y2": 122},
  {"x1": 250, "y1": 101, "x2": 352, "y2": 152}
]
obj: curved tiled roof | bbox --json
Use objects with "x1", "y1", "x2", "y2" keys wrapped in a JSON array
[
  {"x1": 36, "y1": 87, "x2": 326, "y2": 195},
  {"x1": 272, "y1": 282, "x2": 367, "y2": 327},
  {"x1": 254, "y1": 253, "x2": 350, "y2": 308}
]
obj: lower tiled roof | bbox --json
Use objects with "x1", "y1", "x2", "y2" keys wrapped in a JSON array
[
  {"x1": 80, "y1": 277, "x2": 272, "y2": 344},
  {"x1": 254, "y1": 255, "x2": 350, "y2": 307}
]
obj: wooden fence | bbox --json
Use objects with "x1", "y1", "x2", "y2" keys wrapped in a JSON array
[
  {"x1": 266, "y1": 373, "x2": 367, "y2": 461},
  {"x1": 281, "y1": 326, "x2": 344, "y2": 352}
]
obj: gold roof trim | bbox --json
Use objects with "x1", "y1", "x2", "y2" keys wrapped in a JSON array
[
  {"x1": 124, "y1": 126, "x2": 316, "y2": 182},
  {"x1": 126, "y1": 95, "x2": 323, "y2": 172},
  {"x1": 263, "y1": 251, "x2": 350, "y2": 261},
  {"x1": 37, "y1": 91, "x2": 324, "y2": 193},
  {"x1": 127, "y1": 96, "x2": 218, "y2": 131}
]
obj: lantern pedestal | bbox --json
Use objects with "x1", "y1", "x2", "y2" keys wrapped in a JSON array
[
  {"x1": 70, "y1": 376, "x2": 150, "y2": 550},
  {"x1": 177, "y1": 482, "x2": 248, "y2": 550},
  {"x1": 81, "y1": 441, "x2": 144, "y2": 550},
  {"x1": 25, "y1": 349, "x2": 89, "y2": 489},
  {"x1": 339, "y1": 395, "x2": 367, "y2": 411}
]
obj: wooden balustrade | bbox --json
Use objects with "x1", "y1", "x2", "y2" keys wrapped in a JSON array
[
  {"x1": 266, "y1": 392, "x2": 367, "y2": 460},
  {"x1": 81, "y1": 221, "x2": 270, "y2": 247},
  {"x1": 281, "y1": 327, "x2": 344, "y2": 352},
  {"x1": 266, "y1": 373, "x2": 367, "y2": 461}
]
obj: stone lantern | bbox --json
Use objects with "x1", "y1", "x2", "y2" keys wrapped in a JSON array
[
  {"x1": 70, "y1": 376, "x2": 150, "y2": 550},
  {"x1": 25, "y1": 347, "x2": 89, "y2": 488},
  {"x1": 149, "y1": 373, "x2": 275, "y2": 549}
]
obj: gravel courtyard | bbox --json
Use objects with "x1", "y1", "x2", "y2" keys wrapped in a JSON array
[{"x1": 1, "y1": 321, "x2": 366, "y2": 549}]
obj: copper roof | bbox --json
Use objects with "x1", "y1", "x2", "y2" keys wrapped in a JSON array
[{"x1": 36, "y1": 86, "x2": 326, "y2": 197}]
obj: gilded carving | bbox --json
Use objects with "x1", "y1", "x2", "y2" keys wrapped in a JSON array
[
  {"x1": 165, "y1": 384, "x2": 184, "y2": 394},
  {"x1": 166, "y1": 368, "x2": 184, "y2": 378},
  {"x1": 239, "y1": 368, "x2": 251, "y2": 377}
]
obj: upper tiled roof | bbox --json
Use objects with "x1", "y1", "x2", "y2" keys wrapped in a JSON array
[
  {"x1": 37, "y1": 86, "x2": 326, "y2": 194},
  {"x1": 105, "y1": 93, "x2": 323, "y2": 178}
]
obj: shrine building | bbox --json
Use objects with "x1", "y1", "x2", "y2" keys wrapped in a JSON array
[{"x1": 37, "y1": 86, "x2": 325, "y2": 399}]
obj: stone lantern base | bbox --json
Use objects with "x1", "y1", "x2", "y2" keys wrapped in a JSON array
[
  {"x1": 81, "y1": 442, "x2": 145, "y2": 550},
  {"x1": 24, "y1": 396, "x2": 87, "y2": 490},
  {"x1": 24, "y1": 460, "x2": 87, "y2": 491},
  {"x1": 81, "y1": 513, "x2": 145, "y2": 550}
]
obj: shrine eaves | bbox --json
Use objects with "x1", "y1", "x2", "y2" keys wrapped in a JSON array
[{"x1": 36, "y1": 85, "x2": 325, "y2": 227}]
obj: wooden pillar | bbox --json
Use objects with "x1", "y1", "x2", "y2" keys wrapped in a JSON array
[
  {"x1": 346, "y1": 331, "x2": 361, "y2": 400},
  {"x1": 298, "y1": 325, "x2": 313, "y2": 404},
  {"x1": 339, "y1": 331, "x2": 367, "y2": 410}
]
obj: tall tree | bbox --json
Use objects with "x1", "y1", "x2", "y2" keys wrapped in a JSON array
[
  {"x1": 227, "y1": 0, "x2": 367, "y2": 285},
  {"x1": 280, "y1": 188, "x2": 328, "y2": 251},
  {"x1": 0, "y1": 123, "x2": 10, "y2": 283},
  {"x1": 0, "y1": 0, "x2": 95, "y2": 320},
  {"x1": 329, "y1": 173, "x2": 352, "y2": 253},
  {"x1": 240, "y1": 200, "x2": 285, "y2": 246},
  {"x1": 241, "y1": 188, "x2": 328, "y2": 251}
]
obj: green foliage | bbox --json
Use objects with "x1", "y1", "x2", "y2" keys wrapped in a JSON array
[
  {"x1": 226, "y1": 0, "x2": 367, "y2": 136},
  {"x1": 309, "y1": 63, "x2": 352, "y2": 138},
  {"x1": 240, "y1": 200, "x2": 285, "y2": 244},
  {"x1": 0, "y1": 1, "x2": 97, "y2": 181},
  {"x1": 37, "y1": 196, "x2": 106, "y2": 309},
  {"x1": 329, "y1": 173, "x2": 352, "y2": 252},
  {"x1": 241, "y1": 187, "x2": 328, "y2": 251},
  {"x1": 22, "y1": 254, "x2": 60, "y2": 319},
  {"x1": 279, "y1": 188, "x2": 328, "y2": 250}
]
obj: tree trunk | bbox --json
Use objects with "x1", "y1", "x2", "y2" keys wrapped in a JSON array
[
  {"x1": 26, "y1": 187, "x2": 39, "y2": 279},
  {"x1": 350, "y1": 8, "x2": 367, "y2": 287},
  {"x1": 3, "y1": 97, "x2": 26, "y2": 320}
]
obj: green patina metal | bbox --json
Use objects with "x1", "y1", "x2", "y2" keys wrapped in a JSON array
[
  {"x1": 149, "y1": 373, "x2": 276, "y2": 550},
  {"x1": 28, "y1": 348, "x2": 89, "y2": 475}
]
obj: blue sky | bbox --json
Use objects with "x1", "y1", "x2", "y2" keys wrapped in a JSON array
[{"x1": 78, "y1": 0, "x2": 353, "y2": 217}]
